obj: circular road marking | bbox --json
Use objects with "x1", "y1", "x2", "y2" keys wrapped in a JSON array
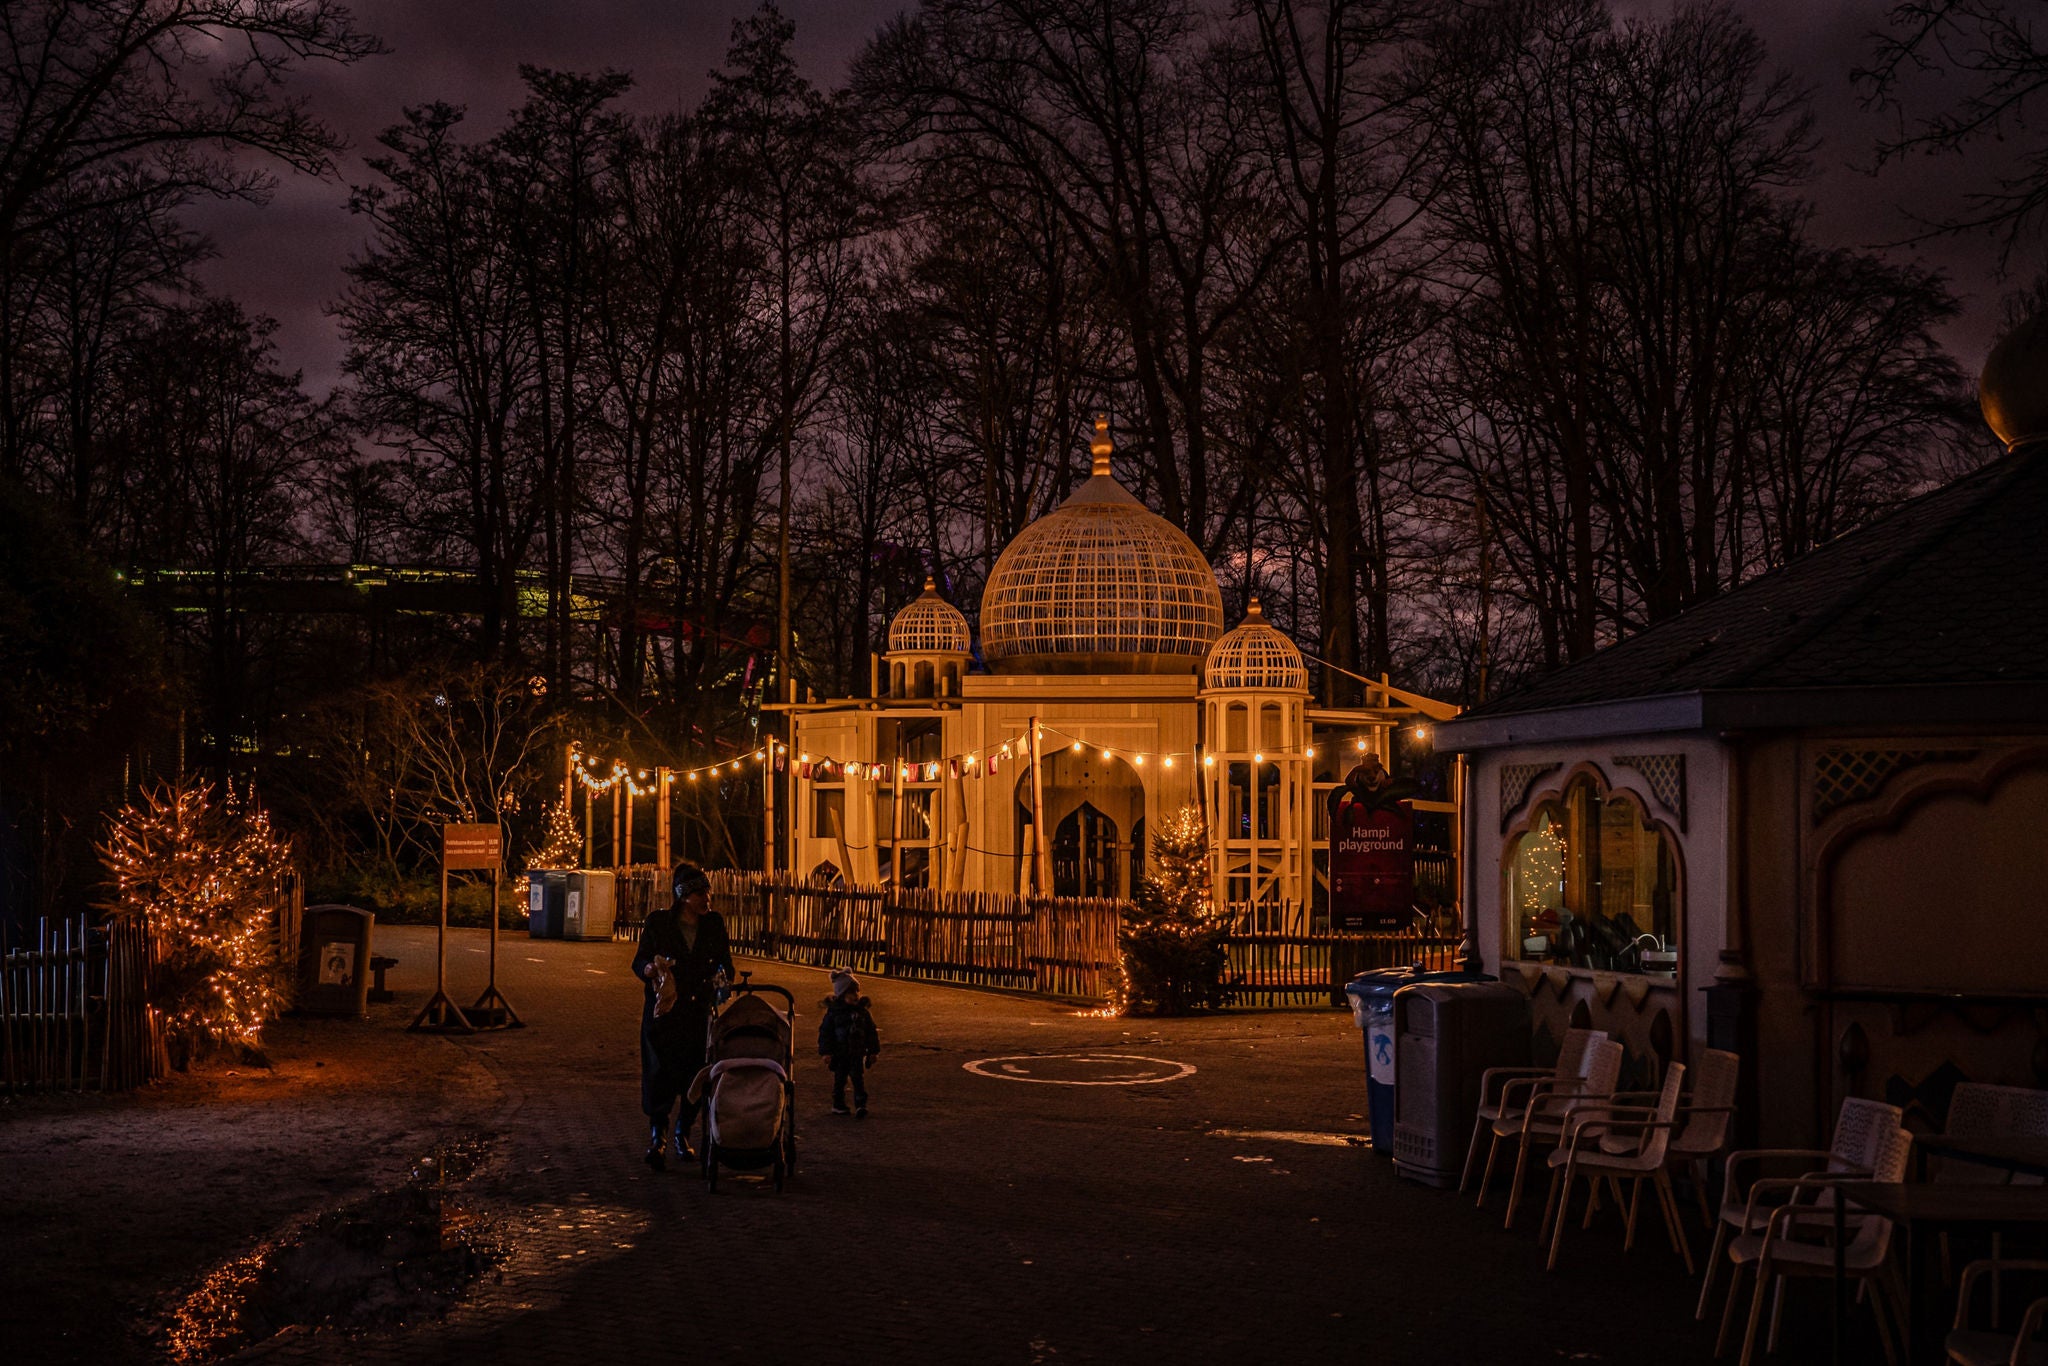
[{"x1": 963, "y1": 1053, "x2": 1195, "y2": 1086}]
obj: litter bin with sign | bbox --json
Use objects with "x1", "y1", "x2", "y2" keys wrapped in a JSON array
[
  {"x1": 1345, "y1": 964, "x2": 1497, "y2": 1153},
  {"x1": 527, "y1": 869, "x2": 568, "y2": 939},
  {"x1": 299, "y1": 904, "x2": 374, "y2": 1018},
  {"x1": 1391, "y1": 980, "x2": 1530, "y2": 1187}
]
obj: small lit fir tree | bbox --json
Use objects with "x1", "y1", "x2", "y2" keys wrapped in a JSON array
[
  {"x1": 528, "y1": 798, "x2": 581, "y2": 869},
  {"x1": 99, "y1": 779, "x2": 294, "y2": 1066},
  {"x1": 1118, "y1": 805, "x2": 1229, "y2": 1015}
]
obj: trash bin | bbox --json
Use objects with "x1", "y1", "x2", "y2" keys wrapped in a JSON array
[
  {"x1": 1345, "y1": 964, "x2": 1496, "y2": 1153},
  {"x1": 298, "y1": 904, "x2": 374, "y2": 1018},
  {"x1": 527, "y1": 869, "x2": 567, "y2": 939},
  {"x1": 1390, "y1": 980, "x2": 1530, "y2": 1188},
  {"x1": 565, "y1": 869, "x2": 616, "y2": 942}
]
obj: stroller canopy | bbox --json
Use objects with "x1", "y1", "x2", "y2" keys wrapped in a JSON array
[{"x1": 711, "y1": 992, "x2": 792, "y2": 1062}]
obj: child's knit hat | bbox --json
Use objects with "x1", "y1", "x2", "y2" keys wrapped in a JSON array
[{"x1": 830, "y1": 969, "x2": 860, "y2": 1000}]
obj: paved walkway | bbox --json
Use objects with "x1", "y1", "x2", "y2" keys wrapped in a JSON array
[{"x1": 9, "y1": 925, "x2": 1759, "y2": 1365}]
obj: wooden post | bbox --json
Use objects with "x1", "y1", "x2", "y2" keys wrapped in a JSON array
[
  {"x1": 624, "y1": 783, "x2": 635, "y2": 867},
  {"x1": 1029, "y1": 719, "x2": 1050, "y2": 896},
  {"x1": 763, "y1": 745, "x2": 777, "y2": 876},
  {"x1": 889, "y1": 758, "x2": 905, "y2": 890},
  {"x1": 582, "y1": 782, "x2": 594, "y2": 869},
  {"x1": 611, "y1": 784, "x2": 622, "y2": 867},
  {"x1": 563, "y1": 742, "x2": 575, "y2": 810},
  {"x1": 657, "y1": 769, "x2": 671, "y2": 872}
]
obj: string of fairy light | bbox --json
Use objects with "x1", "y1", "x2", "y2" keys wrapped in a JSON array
[
  {"x1": 568, "y1": 743, "x2": 787, "y2": 796},
  {"x1": 791, "y1": 722, "x2": 1405, "y2": 785},
  {"x1": 567, "y1": 718, "x2": 1424, "y2": 796}
]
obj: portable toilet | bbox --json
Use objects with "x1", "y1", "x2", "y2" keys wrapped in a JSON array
[
  {"x1": 565, "y1": 869, "x2": 617, "y2": 942},
  {"x1": 527, "y1": 869, "x2": 568, "y2": 939}
]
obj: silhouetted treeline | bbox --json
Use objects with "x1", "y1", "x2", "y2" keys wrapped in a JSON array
[{"x1": 0, "y1": 0, "x2": 2001, "y2": 911}]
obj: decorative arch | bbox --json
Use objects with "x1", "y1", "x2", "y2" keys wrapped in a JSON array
[
  {"x1": 1500, "y1": 761, "x2": 1685, "y2": 976},
  {"x1": 1810, "y1": 746, "x2": 2048, "y2": 995}
]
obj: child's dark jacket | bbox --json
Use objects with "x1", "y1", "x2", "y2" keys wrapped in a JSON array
[{"x1": 817, "y1": 995, "x2": 880, "y2": 1065}]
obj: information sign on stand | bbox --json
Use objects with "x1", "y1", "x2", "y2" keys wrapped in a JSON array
[{"x1": 409, "y1": 822, "x2": 522, "y2": 1033}]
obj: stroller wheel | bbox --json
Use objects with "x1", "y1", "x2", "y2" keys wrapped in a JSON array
[
  {"x1": 773, "y1": 1157, "x2": 785, "y2": 1193},
  {"x1": 705, "y1": 1143, "x2": 719, "y2": 1191}
]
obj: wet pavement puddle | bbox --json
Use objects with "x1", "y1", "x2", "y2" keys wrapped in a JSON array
[{"x1": 159, "y1": 1136, "x2": 506, "y2": 1362}]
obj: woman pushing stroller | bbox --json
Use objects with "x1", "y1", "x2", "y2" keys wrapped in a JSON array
[{"x1": 633, "y1": 863, "x2": 732, "y2": 1169}]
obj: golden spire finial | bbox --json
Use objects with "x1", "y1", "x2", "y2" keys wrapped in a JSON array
[
  {"x1": 922, "y1": 575, "x2": 937, "y2": 593},
  {"x1": 1090, "y1": 413, "x2": 1112, "y2": 476}
]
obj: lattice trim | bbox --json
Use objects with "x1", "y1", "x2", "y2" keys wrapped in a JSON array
[
  {"x1": 980, "y1": 478, "x2": 1224, "y2": 664},
  {"x1": 1811, "y1": 748, "x2": 1980, "y2": 825},
  {"x1": 1499, "y1": 762, "x2": 1561, "y2": 830},
  {"x1": 1204, "y1": 597, "x2": 1308, "y2": 691},
  {"x1": 1614, "y1": 753, "x2": 1687, "y2": 831},
  {"x1": 888, "y1": 579, "x2": 970, "y2": 655}
]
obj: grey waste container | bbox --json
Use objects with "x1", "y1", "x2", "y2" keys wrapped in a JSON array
[
  {"x1": 1390, "y1": 980, "x2": 1530, "y2": 1187},
  {"x1": 299, "y1": 904, "x2": 374, "y2": 1018},
  {"x1": 527, "y1": 869, "x2": 567, "y2": 939},
  {"x1": 1345, "y1": 965, "x2": 1492, "y2": 1153}
]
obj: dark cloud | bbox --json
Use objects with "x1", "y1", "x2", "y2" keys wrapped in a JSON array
[{"x1": 187, "y1": 0, "x2": 2019, "y2": 398}]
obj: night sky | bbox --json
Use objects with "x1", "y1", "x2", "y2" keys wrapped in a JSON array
[{"x1": 187, "y1": 0, "x2": 2015, "y2": 400}]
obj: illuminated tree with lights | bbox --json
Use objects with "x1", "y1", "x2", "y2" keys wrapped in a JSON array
[
  {"x1": 1119, "y1": 805, "x2": 1229, "y2": 1015},
  {"x1": 529, "y1": 799, "x2": 581, "y2": 869},
  {"x1": 99, "y1": 780, "x2": 294, "y2": 1065}
]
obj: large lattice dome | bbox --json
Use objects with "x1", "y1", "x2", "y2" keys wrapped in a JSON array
[
  {"x1": 980, "y1": 419, "x2": 1226, "y2": 674},
  {"x1": 1204, "y1": 597, "x2": 1309, "y2": 692},
  {"x1": 888, "y1": 577, "x2": 970, "y2": 654}
]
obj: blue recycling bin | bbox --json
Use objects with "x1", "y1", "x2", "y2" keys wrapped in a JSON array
[
  {"x1": 1345, "y1": 964, "x2": 1493, "y2": 1153},
  {"x1": 526, "y1": 869, "x2": 568, "y2": 939}
]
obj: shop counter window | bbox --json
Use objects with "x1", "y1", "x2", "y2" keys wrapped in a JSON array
[{"x1": 1505, "y1": 770, "x2": 1679, "y2": 976}]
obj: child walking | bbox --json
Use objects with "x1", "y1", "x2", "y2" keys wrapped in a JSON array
[{"x1": 817, "y1": 969, "x2": 881, "y2": 1117}]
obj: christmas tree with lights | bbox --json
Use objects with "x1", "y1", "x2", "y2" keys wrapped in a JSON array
[
  {"x1": 1119, "y1": 805, "x2": 1229, "y2": 1014},
  {"x1": 98, "y1": 779, "x2": 294, "y2": 1065},
  {"x1": 529, "y1": 798, "x2": 581, "y2": 869}
]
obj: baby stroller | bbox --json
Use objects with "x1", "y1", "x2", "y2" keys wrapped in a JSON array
[{"x1": 687, "y1": 974, "x2": 797, "y2": 1191}]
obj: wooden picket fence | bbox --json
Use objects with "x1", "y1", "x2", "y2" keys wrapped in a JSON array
[
  {"x1": 700, "y1": 871, "x2": 1460, "y2": 1007},
  {"x1": 3, "y1": 873, "x2": 302, "y2": 1094},
  {"x1": 1222, "y1": 932, "x2": 1464, "y2": 1007},
  {"x1": 708, "y1": 872, "x2": 1124, "y2": 999}
]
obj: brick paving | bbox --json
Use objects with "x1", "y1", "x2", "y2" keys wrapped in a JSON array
[{"x1": 9, "y1": 925, "x2": 1811, "y2": 1365}]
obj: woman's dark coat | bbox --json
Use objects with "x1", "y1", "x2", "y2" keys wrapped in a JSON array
[{"x1": 632, "y1": 904, "x2": 734, "y2": 1117}]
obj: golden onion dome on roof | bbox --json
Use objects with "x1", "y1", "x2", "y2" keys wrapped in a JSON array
[
  {"x1": 887, "y1": 577, "x2": 971, "y2": 655},
  {"x1": 1980, "y1": 311, "x2": 2048, "y2": 452},
  {"x1": 1203, "y1": 597, "x2": 1309, "y2": 692},
  {"x1": 979, "y1": 416, "x2": 1225, "y2": 674}
]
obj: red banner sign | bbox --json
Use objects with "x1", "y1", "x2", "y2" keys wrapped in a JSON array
[{"x1": 1330, "y1": 798, "x2": 1414, "y2": 932}]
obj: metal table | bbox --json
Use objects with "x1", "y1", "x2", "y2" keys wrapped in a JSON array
[
  {"x1": 1831, "y1": 1182, "x2": 2048, "y2": 1363},
  {"x1": 1916, "y1": 1133, "x2": 2048, "y2": 1181}
]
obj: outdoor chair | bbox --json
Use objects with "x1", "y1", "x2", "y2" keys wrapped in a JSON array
[
  {"x1": 1937, "y1": 1084, "x2": 2048, "y2": 1294},
  {"x1": 1666, "y1": 1047, "x2": 1742, "y2": 1225},
  {"x1": 1697, "y1": 1095, "x2": 1905, "y2": 1322},
  {"x1": 1484, "y1": 1035, "x2": 1625, "y2": 1230},
  {"x1": 1460, "y1": 1026, "x2": 1603, "y2": 1195},
  {"x1": 1947, "y1": 1260, "x2": 2048, "y2": 1366},
  {"x1": 1539, "y1": 1060, "x2": 1691, "y2": 1273},
  {"x1": 1714, "y1": 1121, "x2": 1915, "y2": 1366}
]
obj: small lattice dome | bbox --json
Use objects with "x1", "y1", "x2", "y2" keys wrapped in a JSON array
[
  {"x1": 980, "y1": 419, "x2": 1225, "y2": 674},
  {"x1": 1981, "y1": 311, "x2": 2048, "y2": 451},
  {"x1": 888, "y1": 578, "x2": 970, "y2": 655},
  {"x1": 1204, "y1": 598, "x2": 1309, "y2": 692}
]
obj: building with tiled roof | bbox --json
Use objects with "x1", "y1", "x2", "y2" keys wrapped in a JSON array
[{"x1": 1436, "y1": 318, "x2": 2048, "y2": 1146}]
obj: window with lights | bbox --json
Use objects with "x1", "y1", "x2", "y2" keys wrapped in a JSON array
[{"x1": 1504, "y1": 770, "x2": 1679, "y2": 976}]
